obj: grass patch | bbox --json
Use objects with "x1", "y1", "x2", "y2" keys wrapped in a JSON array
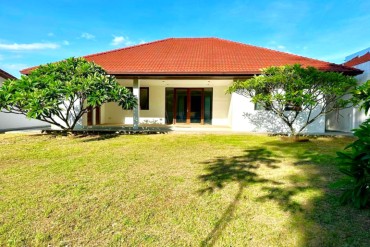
[{"x1": 0, "y1": 133, "x2": 369, "y2": 246}]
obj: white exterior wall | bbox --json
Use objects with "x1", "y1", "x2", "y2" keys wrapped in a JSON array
[
  {"x1": 212, "y1": 86, "x2": 231, "y2": 126},
  {"x1": 90, "y1": 79, "x2": 233, "y2": 126},
  {"x1": 99, "y1": 79, "x2": 166, "y2": 125},
  {"x1": 51, "y1": 100, "x2": 84, "y2": 130},
  {"x1": 326, "y1": 61, "x2": 370, "y2": 132},
  {"x1": 0, "y1": 76, "x2": 49, "y2": 131},
  {"x1": 88, "y1": 78, "x2": 326, "y2": 134},
  {"x1": 230, "y1": 93, "x2": 325, "y2": 133}
]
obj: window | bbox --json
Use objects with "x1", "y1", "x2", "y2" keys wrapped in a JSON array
[
  {"x1": 254, "y1": 102, "x2": 272, "y2": 111},
  {"x1": 284, "y1": 102, "x2": 302, "y2": 111},
  {"x1": 139, "y1": 88, "x2": 149, "y2": 110},
  {"x1": 254, "y1": 88, "x2": 272, "y2": 111},
  {"x1": 127, "y1": 87, "x2": 149, "y2": 110}
]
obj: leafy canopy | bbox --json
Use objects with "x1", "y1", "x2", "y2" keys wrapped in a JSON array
[
  {"x1": 227, "y1": 64, "x2": 357, "y2": 135},
  {"x1": 352, "y1": 80, "x2": 370, "y2": 115},
  {"x1": 0, "y1": 57, "x2": 136, "y2": 131}
]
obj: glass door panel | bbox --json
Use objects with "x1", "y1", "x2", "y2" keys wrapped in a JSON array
[
  {"x1": 204, "y1": 89, "x2": 213, "y2": 124},
  {"x1": 190, "y1": 90, "x2": 202, "y2": 123},
  {"x1": 176, "y1": 89, "x2": 187, "y2": 123},
  {"x1": 165, "y1": 88, "x2": 174, "y2": 124},
  {"x1": 167, "y1": 88, "x2": 213, "y2": 125}
]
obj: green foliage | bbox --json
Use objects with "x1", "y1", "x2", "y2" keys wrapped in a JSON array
[
  {"x1": 337, "y1": 80, "x2": 370, "y2": 209},
  {"x1": 227, "y1": 64, "x2": 357, "y2": 135},
  {"x1": 336, "y1": 120, "x2": 370, "y2": 209},
  {"x1": 0, "y1": 57, "x2": 136, "y2": 131},
  {"x1": 352, "y1": 80, "x2": 370, "y2": 114}
]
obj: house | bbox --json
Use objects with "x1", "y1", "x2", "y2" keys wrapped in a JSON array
[
  {"x1": 326, "y1": 48, "x2": 370, "y2": 132},
  {"x1": 21, "y1": 38, "x2": 361, "y2": 133},
  {"x1": 0, "y1": 68, "x2": 49, "y2": 131}
]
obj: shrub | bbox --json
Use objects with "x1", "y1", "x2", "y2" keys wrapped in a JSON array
[{"x1": 337, "y1": 119, "x2": 370, "y2": 209}]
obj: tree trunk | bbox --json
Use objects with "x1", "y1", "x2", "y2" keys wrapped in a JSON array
[
  {"x1": 285, "y1": 124, "x2": 303, "y2": 142},
  {"x1": 288, "y1": 124, "x2": 297, "y2": 137}
]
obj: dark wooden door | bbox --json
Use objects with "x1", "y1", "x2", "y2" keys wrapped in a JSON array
[
  {"x1": 95, "y1": 106, "x2": 101, "y2": 125},
  {"x1": 87, "y1": 106, "x2": 93, "y2": 125}
]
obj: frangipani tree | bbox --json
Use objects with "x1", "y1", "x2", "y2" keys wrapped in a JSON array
[
  {"x1": 0, "y1": 57, "x2": 136, "y2": 132},
  {"x1": 227, "y1": 64, "x2": 357, "y2": 136}
]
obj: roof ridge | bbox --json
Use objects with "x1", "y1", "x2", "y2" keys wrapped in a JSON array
[
  {"x1": 84, "y1": 38, "x2": 174, "y2": 59},
  {"x1": 20, "y1": 38, "x2": 176, "y2": 74},
  {"x1": 20, "y1": 37, "x2": 362, "y2": 75},
  {"x1": 85, "y1": 37, "x2": 244, "y2": 59},
  {"x1": 344, "y1": 51, "x2": 370, "y2": 67},
  {"x1": 212, "y1": 37, "x2": 359, "y2": 71}
]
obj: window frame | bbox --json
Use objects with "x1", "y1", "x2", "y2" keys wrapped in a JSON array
[
  {"x1": 127, "y1": 87, "x2": 149, "y2": 110},
  {"x1": 254, "y1": 102, "x2": 272, "y2": 111}
]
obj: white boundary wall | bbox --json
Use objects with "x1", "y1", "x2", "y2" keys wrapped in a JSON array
[
  {"x1": 0, "y1": 77, "x2": 49, "y2": 131},
  {"x1": 326, "y1": 61, "x2": 370, "y2": 132}
]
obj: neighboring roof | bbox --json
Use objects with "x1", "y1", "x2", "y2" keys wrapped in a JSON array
[
  {"x1": 345, "y1": 47, "x2": 370, "y2": 62},
  {"x1": 21, "y1": 38, "x2": 362, "y2": 76},
  {"x1": 0, "y1": 68, "x2": 16, "y2": 80},
  {"x1": 343, "y1": 52, "x2": 370, "y2": 67}
]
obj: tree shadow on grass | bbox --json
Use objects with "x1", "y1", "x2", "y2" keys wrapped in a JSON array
[
  {"x1": 198, "y1": 139, "x2": 370, "y2": 246},
  {"x1": 261, "y1": 139, "x2": 370, "y2": 246},
  {"x1": 257, "y1": 185, "x2": 308, "y2": 213},
  {"x1": 198, "y1": 148, "x2": 281, "y2": 247}
]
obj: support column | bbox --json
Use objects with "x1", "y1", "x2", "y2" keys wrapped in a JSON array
[{"x1": 133, "y1": 78, "x2": 140, "y2": 130}]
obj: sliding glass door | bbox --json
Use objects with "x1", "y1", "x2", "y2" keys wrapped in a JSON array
[
  {"x1": 165, "y1": 88, "x2": 212, "y2": 124},
  {"x1": 175, "y1": 89, "x2": 188, "y2": 123}
]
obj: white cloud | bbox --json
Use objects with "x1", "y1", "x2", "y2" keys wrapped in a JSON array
[
  {"x1": 139, "y1": 40, "x2": 146, "y2": 45},
  {"x1": 0, "y1": 42, "x2": 59, "y2": 51},
  {"x1": 1, "y1": 63, "x2": 29, "y2": 71},
  {"x1": 81, "y1": 32, "x2": 95, "y2": 40},
  {"x1": 63, "y1": 40, "x2": 70, "y2": 45},
  {"x1": 111, "y1": 36, "x2": 135, "y2": 46},
  {"x1": 111, "y1": 36, "x2": 125, "y2": 46},
  {"x1": 267, "y1": 41, "x2": 291, "y2": 53}
]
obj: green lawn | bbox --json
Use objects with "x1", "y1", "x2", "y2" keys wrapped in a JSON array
[{"x1": 0, "y1": 133, "x2": 369, "y2": 246}]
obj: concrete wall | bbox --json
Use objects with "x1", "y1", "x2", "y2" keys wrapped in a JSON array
[
  {"x1": 89, "y1": 79, "x2": 233, "y2": 126},
  {"x1": 98, "y1": 79, "x2": 167, "y2": 125},
  {"x1": 80, "y1": 78, "x2": 326, "y2": 134},
  {"x1": 326, "y1": 61, "x2": 370, "y2": 132},
  {"x1": 0, "y1": 77, "x2": 49, "y2": 131},
  {"x1": 230, "y1": 93, "x2": 325, "y2": 133},
  {"x1": 212, "y1": 86, "x2": 231, "y2": 126}
]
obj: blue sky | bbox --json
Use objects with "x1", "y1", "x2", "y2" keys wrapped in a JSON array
[{"x1": 1, "y1": 0, "x2": 369, "y2": 78}]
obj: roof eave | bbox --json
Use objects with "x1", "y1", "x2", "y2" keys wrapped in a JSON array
[{"x1": 0, "y1": 69, "x2": 16, "y2": 79}]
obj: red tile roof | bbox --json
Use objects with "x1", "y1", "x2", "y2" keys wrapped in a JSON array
[
  {"x1": 21, "y1": 38, "x2": 362, "y2": 76},
  {"x1": 0, "y1": 68, "x2": 16, "y2": 80},
  {"x1": 343, "y1": 52, "x2": 370, "y2": 67}
]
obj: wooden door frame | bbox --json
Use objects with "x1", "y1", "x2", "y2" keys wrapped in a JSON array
[
  {"x1": 95, "y1": 106, "x2": 101, "y2": 125},
  {"x1": 87, "y1": 106, "x2": 93, "y2": 126},
  {"x1": 87, "y1": 106, "x2": 101, "y2": 126},
  {"x1": 173, "y1": 88, "x2": 205, "y2": 125}
]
